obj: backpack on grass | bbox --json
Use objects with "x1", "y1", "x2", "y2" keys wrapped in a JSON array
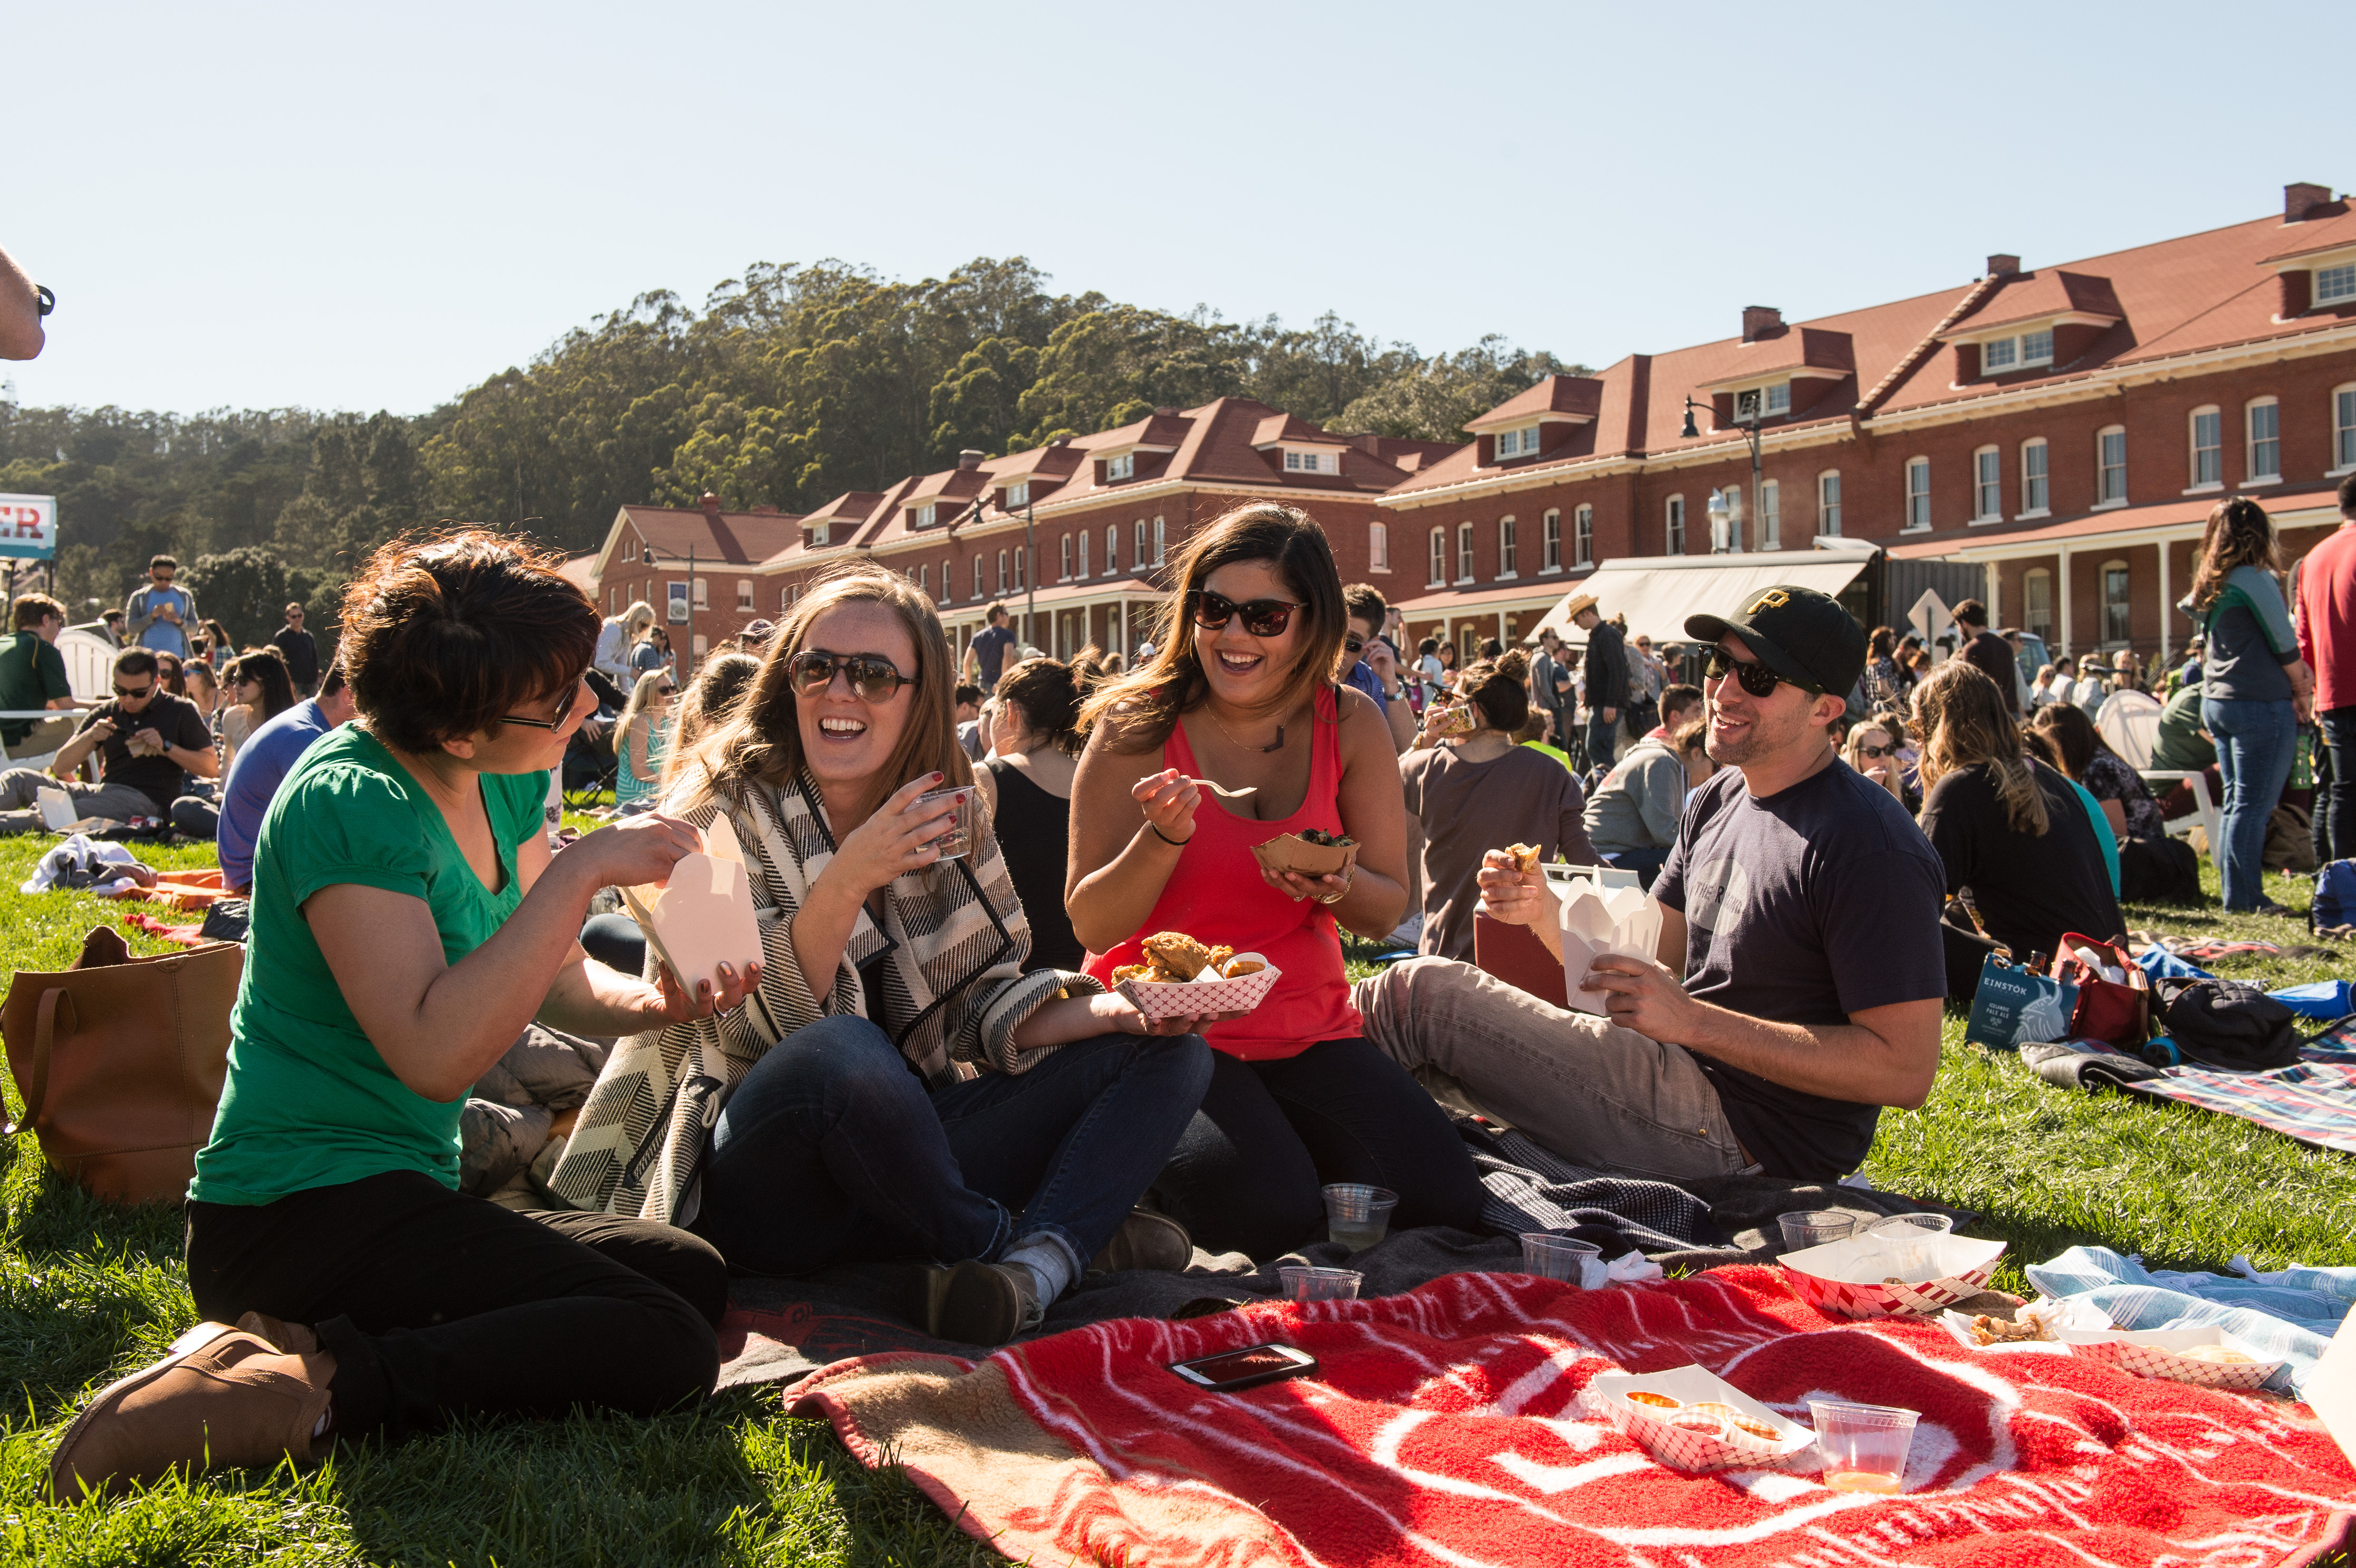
[
  {"x1": 2313, "y1": 858, "x2": 2356, "y2": 933},
  {"x1": 2152, "y1": 977, "x2": 2300, "y2": 1072}
]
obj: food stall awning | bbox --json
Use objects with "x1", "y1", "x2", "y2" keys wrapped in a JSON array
[{"x1": 1527, "y1": 540, "x2": 1881, "y2": 647}]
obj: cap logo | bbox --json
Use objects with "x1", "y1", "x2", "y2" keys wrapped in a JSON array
[{"x1": 1748, "y1": 589, "x2": 1792, "y2": 613}]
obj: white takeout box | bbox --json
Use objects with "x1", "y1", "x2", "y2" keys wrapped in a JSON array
[
  {"x1": 1780, "y1": 1232, "x2": 2006, "y2": 1319},
  {"x1": 36, "y1": 787, "x2": 79, "y2": 832},
  {"x1": 1117, "y1": 955, "x2": 1282, "y2": 1022},
  {"x1": 2054, "y1": 1324, "x2": 2286, "y2": 1390},
  {"x1": 1556, "y1": 877, "x2": 1664, "y2": 1015},
  {"x1": 1588, "y1": 1364, "x2": 1815, "y2": 1474},
  {"x1": 620, "y1": 817, "x2": 761, "y2": 997}
]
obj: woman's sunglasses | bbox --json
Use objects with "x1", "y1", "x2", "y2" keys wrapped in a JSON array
[
  {"x1": 1704, "y1": 647, "x2": 1819, "y2": 699},
  {"x1": 1190, "y1": 589, "x2": 1300, "y2": 638},
  {"x1": 1855, "y1": 742, "x2": 1893, "y2": 759},
  {"x1": 789, "y1": 649, "x2": 911, "y2": 703}
]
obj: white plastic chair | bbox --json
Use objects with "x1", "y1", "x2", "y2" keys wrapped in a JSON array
[{"x1": 2096, "y1": 690, "x2": 2220, "y2": 854}]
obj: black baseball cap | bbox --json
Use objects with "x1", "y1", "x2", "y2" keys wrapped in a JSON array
[{"x1": 1685, "y1": 585, "x2": 1867, "y2": 697}]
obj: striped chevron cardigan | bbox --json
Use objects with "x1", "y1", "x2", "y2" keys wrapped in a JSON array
[{"x1": 543, "y1": 767, "x2": 1100, "y2": 1224}]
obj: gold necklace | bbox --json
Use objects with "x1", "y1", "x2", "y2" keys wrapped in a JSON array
[{"x1": 1206, "y1": 705, "x2": 1287, "y2": 754}]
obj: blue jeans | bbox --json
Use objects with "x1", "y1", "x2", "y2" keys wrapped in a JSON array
[
  {"x1": 2203, "y1": 694, "x2": 2296, "y2": 910},
  {"x1": 691, "y1": 1015, "x2": 1212, "y2": 1280},
  {"x1": 1586, "y1": 713, "x2": 1620, "y2": 774}
]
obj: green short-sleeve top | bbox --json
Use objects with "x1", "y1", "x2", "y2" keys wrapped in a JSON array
[{"x1": 190, "y1": 725, "x2": 549, "y2": 1206}]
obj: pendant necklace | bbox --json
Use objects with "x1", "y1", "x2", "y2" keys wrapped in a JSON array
[{"x1": 1207, "y1": 707, "x2": 1286, "y2": 753}]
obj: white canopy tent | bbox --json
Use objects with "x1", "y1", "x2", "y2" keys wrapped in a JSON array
[{"x1": 1526, "y1": 539, "x2": 1882, "y2": 648}]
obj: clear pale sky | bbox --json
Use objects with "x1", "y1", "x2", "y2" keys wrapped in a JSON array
[{"x1": 5, "y1": 0, "x2": 2341, "y2": 419}]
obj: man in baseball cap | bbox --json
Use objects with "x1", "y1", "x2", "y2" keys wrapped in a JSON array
[{"x1": 1352, "y1": 580, "x2": 1947, "y2": 1189}]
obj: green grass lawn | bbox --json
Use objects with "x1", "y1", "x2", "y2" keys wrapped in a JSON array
[{"x1": 0, "y1": 830, "x2": 2347, "y2": 1565}]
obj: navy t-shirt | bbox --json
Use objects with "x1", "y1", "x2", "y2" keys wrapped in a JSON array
[
  {"x1": 971, "y1": 624, "x2": 1017, "y2": 689},
  {"x1": 1653, "y1": 757, "x2": 1947, "y2": 1180}
]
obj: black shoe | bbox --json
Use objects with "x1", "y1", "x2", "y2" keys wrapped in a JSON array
[
  {"x1": 1088, "y1": 1209, "x2": 1194, "y2": 1273},
  {"x1": 924, "y1": 1260, "x2": 1041, "y2": 1346}
]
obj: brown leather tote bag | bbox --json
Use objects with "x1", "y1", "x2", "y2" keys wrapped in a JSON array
[{"x1": 2, "y1": 926, "x2": 243, "y2": 1204}]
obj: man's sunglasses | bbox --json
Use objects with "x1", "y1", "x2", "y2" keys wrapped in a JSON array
[
  {"x1": 501, "y1": 674, "x2": 587, "y2": 731},
  {"x1": 1704, "y1": 647, "x2": 1820, "y2": 698},
  {"x1": 111, "y1": 683, "x2": 155, "y2": 699},
  {"x1": 1343, "y1": 633, "x2": 1366, "y2": 654},
  {"x1": 1190, "y1": 589, "x2": 1300, "y2": 638},
  {"x1": 790, "y1": 649, "x2": 911, "y2": 703}
]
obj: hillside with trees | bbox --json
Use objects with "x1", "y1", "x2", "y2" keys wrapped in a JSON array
[{"x1": 0, "y1": 256, "x2": 1575, "y2": 647}]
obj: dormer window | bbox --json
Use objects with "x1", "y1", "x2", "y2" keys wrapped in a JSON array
[
  {"x1": 1282, "y1": 450, "x2": 1339, "y2": 474},
  {"x1": 1494, "y1": 427, "x2": 1544, "y2": 458},
  {"x1": 809, "y1": 522, "x2": 830, "y2": 547},
  {"x1": 2320, "y1": 263, "x2": 2356, "y2": 307},
  {"x1": 1006, "y1": 480, "x2": 1029, "y2": 509},
  {"x1": 915, "y1": 504, "x2": 936, "y2": 529},
  {"x1": 1105, "y1": 453, "x2": 1135, "y2": 482},
  {"x1": 1979, "y1": 329, "x2": 2055, "y2": 375},
  {"x1": 1732, "y1": 384, "x2": 1792, "y2": 422}
]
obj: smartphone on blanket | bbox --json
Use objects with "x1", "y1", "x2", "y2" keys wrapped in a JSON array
[{"x1": 1168, "y1": 1343, "x2": 1320, "y2": 1393}]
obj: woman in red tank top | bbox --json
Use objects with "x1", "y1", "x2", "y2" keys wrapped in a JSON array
[{"x1": 1070, "y1": 504, "x2": 1484, "y2": 1259}]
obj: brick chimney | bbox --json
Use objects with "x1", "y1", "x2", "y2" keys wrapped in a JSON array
[
  {"x1": 1740, "y1": 305, "x2": 1782, "y2": 342},
  {"x1": 2286, "y1": 183, "x2": 2334, "y2": 222},
  {"x1": 1153, "y1": 406, "x2": 1178, "y2": 417},
  {"x1": 957, "y1": 449, "x2": 984, "y2": 471},
  {"x1": 1986, "y1": 253, "x2": 2021, "y2": 277},
  {"x1": 699, "y1": 491, "x2": 722, "y2": 519}
]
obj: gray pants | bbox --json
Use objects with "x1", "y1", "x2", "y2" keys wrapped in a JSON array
[
  {"x1": 1353, "y1": 956, "x2": 1753, "y2": 1182},
  {"x1": 0, "y1": 767, "x2": 159, "y2": 833}
]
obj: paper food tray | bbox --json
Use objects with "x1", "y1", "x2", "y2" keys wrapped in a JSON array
[
  {"x1": 1249, "y1": 833, "x2": 1358, "y2": 894},
  {"x1": 619, "y1": 817, "x2": 761, "y2": 995},
  {"x1": 1588, "y1": 1364, "x2": 1814, "y2": 1474},
  {"x1": 1117, "y1": 956, "x2": 1282, "y2": 1021},
  {"x1": 1780, "y1": 1233, "x2": 2005, "y2": 1319},
  {"x1": 2055, "y1": 1325, "x2": 2286, "y2": 1390}
]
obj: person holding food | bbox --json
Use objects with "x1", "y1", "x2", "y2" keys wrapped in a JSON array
[
  {"x1": 1401, "y1": 646, "x2": 1594, "y2": 961},
  {"x1": 547, "y1": 565, "x2": 1213, "y2": 1347},
  {"x1": 1067, "y1": 503, "x2": 1484, "y2": 1260}
]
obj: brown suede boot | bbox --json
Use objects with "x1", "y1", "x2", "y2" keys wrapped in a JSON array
[
  {"x1": 48, "y1": 1323, "x2": 335, "y2": 1498},
  {"x1": 1088, "y1": 1209, "x2": 1194, "y2": 1274}
]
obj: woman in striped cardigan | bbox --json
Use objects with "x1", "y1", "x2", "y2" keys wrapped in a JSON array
[{"x1": 550, "y1": 566, "x2": 1216, "y2": 1345}]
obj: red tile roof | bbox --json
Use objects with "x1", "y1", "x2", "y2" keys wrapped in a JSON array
[
  {"x1": 1886, "y1": 484, "x2": 2343, "y2": 558},
  {"x1": 2260, "y1": 203, "x2": 2356, "y2": 263},
  {"x1": 1465, "y1": 375, "x2": 1605, "y2": 430},
  {"x1": 1946, "y1": 270, "x2": 2124, "y2": 335},
  {"x1": 615, "y1": 505, "x2": 805, "y2": 565}
]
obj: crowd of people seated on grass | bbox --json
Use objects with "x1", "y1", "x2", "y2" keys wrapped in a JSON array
[{"x1": 32, "y1": 479, "x2": 2352, "y2": 1499}]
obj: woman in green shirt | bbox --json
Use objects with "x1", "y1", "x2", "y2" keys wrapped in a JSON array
[{"x1": 52, "y1": 531, "x2": 755, "y2": 1498}]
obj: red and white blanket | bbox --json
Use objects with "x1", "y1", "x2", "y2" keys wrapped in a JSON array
[{"x1": 787, "y1": 1265, "x2": 2356, "y2": 1567}]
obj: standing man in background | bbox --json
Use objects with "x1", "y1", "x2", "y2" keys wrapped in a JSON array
[
  {"x1": 0, "y1": 242, "x2": 44, "y2": 360},
  {"x1": 125, "y1": 556, "x2": 196, "y2": 659},
  {"x1": 268, "y1": 601, "x2": 319, "y2": 696},
  {"x1": 2297, "y1": 474, "x2": 2356, "y2": 865},
  {"x1": 1572, "y1": 593, "x2": 1627, "y2": 772},
  {"x1": 965, "y1": 601, "x2": 1016, "y2": 691},
  {"x1": 1530, "y1": 628, "x2": 1574, "y2": 750},
  {"x1": 1951, "y1": 599, "x2": 2019, "y2": 718}
]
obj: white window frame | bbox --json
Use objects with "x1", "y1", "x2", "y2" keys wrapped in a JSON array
[
  {"x1": 2317, "y1": 262, "x2": 2356, "y2": 307},
  {"x1": 2246, "y1": 397, "x2": 2281, "y2": 483},
  {"x1": 2188, "y1": 406, "x2": 2223, "y2": 490},
  {"x1": 1105, "y1": 452, "x2": 1135, "y2": 482},
  {"x1": 1455, "y1": 522, "x2": 1475, "y2": 584},
  {"x1": 1760, "y1": 478, "x2": 1781, "y2": 549},
  {"x1": 1904, "y1": 457, "x2": 1931, "y2": 531},
  {"x1": 941, "y1": 558, "x2": 952, "y2": 601},
  {"x1": 780, "y1": 585, "x2": 793, "y2": 611},
  {"x1": 736, "y1": 578, "x2": 753, "y2": 610},
  {"x1": 1665, "y1": 494, "x2": 1686, "y2": 554},
  {"x1": 1104, "y1": 524, "x2": 1118, "y2": 576},
  {"x1": 1497, "y1": 515, "x2": 1518, "y2": 579},
  {"x1": 2096, "y1": 427, "x2": 2128, "y2": 508},
  {"x1": 1494, "y1": 426, "x2": 1543, "y2": 459},
  {"x1": 1006, "y1": 480, "x2": 1029, "y2": 509},
  {"x1": 974, "y1": 555, "x2": 986, "y2": 600},
  {"x1": 2023, "y1": 568, "x2": 2053, "y2": 641},
  {"x1": 1152, "y1": 516, "x2": 1166, "y2": 565},
  {"x1": 1134, "y1": 520, "x2": 1147, "y2": 565},
  {"x1": 1972, "y1": 445, "x2": 2001, "y2": 523},
  {"x1": 692, "y1": 576, "x2": 709, "y2": 610},
  {"x1": 1076, "y1": 529, "x2": 1089, "y2": 578},
  {"x1": 918, "y1": 563, "x2": 929, "y2": 594},
  {"x1": 1818, "y1": 470, "x2": 1842, "y2": 536},
  {"x1": 1427, "y1": 527, "x2": 1446, "y2": 587},
  {"x1": 2019, "y1": 439, "x2": 2049, "y2": 518},
  {"x1": 1058, "y1": 533, "x2": 1072, "y2": 582},
  {"x1": 2101, "y1": 558, "x2": 2133, "y2": 646},
  {"x1": 2335, "y1": 384, "x2": 2356, "y2": 475},
  {"x1": 1763, "y1": 381, "x2": 1791, "y2": 416},
  {"x1": 996, "y1": 549, "x2": 1008, "y2": 593},
  {"x1": 1541, "y1": 509, "x2": 1562, "y2": 573},
  {"x1": 1282, "y1": 448, "x2": 1338, "y2": 474},
  {"x1": 607, "y1": 586, "x2": 616, "y2": 613},
  {"x1": 1574, "y1": 504, "x2": 1594, "y2": 566},
  {"x1": 1369, "y1": 520, "x2": 1390, "y2": 573},
  {"x1": 808, "y1": 522, "x2": 829, "y2": 547},
  {"x1": 915, "y1": 503, "x2": 936, "y2": 529}
]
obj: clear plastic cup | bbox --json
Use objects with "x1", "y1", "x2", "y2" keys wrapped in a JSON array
[
  {"x1": 1808, "y1": 1400, "x2": 1919, "y2": 1494},
  {"x1": 1322, "y1": 1184, "x2": 1398, "y2": 1252},
  {"x1": 1518, "y1": 1232, "x2": 1604, "y2": 1284},
  {"x1": 912, "y1": 786, "x2": 976, "y2": 861},
  {"x1": 1866, "y1": 1212, "x2": 1954, "y2": 1282},
  {"x1": 1777, "y1": 1210, "x2": 1859, "y2": 1253},
  {"x1": 1279, "y1": 1266, "x2": 1362, "y2": 1302}
]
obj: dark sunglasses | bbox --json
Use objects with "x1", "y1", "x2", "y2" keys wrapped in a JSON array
[
  {"x1": 111, "y1": 682, "x2": 155, "y2": 698},
  {"x1": 1190, "y1": 589, "x2": 1300, "y2": 638},
  {"x1": 1856, "y1": 742, "x2": 1893, "y2": 759},
  {"x1": 790, "y1": 649, "x2": 911, "y2": 703},
  {"x1": 1704, "y1": 647, "x2": 1820, "y2": 698},
  {"x1": 656, "y1": 684, "x2": 678, "y2": 695},
  {"x1": 501, "y1": 674, "x2": 587, "y2": 732},
  {"x1": 1343, "y1": 633, "x2": 1366, "y2": 654}
]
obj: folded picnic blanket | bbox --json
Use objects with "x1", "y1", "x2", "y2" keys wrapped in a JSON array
[
  {"x1": 2025, "y1": 1017, "x2": 2356, "y2": 1155},
  {"x1": 2026, "y1": 1244, "x2": 2356, "y2": 1394},
  {"x1": 786, "y1": 1264, "x2": 2356, "y2": 1568},
  {"x1": 714, "y1": 1122, "x2": 1962, "y2": 1388}
]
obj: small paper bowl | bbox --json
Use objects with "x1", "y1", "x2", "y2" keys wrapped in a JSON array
[
  {"x1": 1588, "y1": 1365, "x2": 1813, "y2": 1474},
  {"x1": 1249, "y1": 834, "x2": 1359, "y2": 891},
  {"x1": 1779, "y1": 1233, "x2": 2005, "y2": 1319},
  {"x1": 2055, "y1": 1326, "x2": 2285, "y2": 1390},
  {"x1": 1116, "y1": 957, "x2": 1283, "y2": 1022}
]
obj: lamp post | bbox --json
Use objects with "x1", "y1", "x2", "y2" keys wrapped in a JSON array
[
  {"x1": 1023, "y1": 494, "x2": 1037, "y2": 655},
  {"x1": 1682, "y1": 395, "x2": 1765, "y2": 556}
]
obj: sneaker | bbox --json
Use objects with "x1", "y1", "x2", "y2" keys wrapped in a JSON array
[
  {"x1": 234, "y1": 1312, "x2": 320, "y2": 1355},
  {"x1": 928, "y1": 1260, "x2": 1042, "y2": 1346},
  {"x1": 48, "y1": 1323, "x2": 333, "y2": 1498},
  {"x1": 1088, "y1": 1209, "x2": 1194, "y2": 1274}
]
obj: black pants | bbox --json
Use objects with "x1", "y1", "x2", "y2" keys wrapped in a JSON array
[
  {"x1": 2321, "y1": 707, "x2": 2354, "y2": 868},
  {"x1": 1150, "y1": 1039, "x2": 1486, "y2": 1260},
  {"x1": 186, "y1": 1170, "x2": 727, "y2": 1442}
]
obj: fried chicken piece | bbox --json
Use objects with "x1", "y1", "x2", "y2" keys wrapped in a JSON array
[
  {"x1": 1222, "y1": 959, "x2": 1265, "y2": 978},
  {"x1": 1968, "y1": 1313, "x2": 2051, "y2": 1345},
  {"x1": 1111, "y1": 964, "x2": 1155, "y2": 983},
  {"x1": 1506, "y1": 842, "x2": 1541, "y2": 873},
  {"x1": 1206, "y1": 945, "x2": 1235, "y2": 973},
  {"x1": 1141, "y1": 931, "x2": 1214, "y2": 980}
]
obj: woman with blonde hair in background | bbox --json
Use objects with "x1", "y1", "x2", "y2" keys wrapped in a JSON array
[
  {"x1": 1066, "y1": 503, "x2": 1484, "y2": 1260},
  {"x1": 611, "y1": 669, "x2": 675, "y2": 809},
  {"x1": 1912, "y1": 661, "x2": 2120, "y2": 999},
  {"x1": 550, "y1": 565, "x2": 1213, "y2": 1346},
  {"x1": 2186, "y1": 497, "x2": 2313, "y2": 913},
  {"x1": 597, "y1": 600, "x2": 657, "y2": 685},
  {"x1": 1843, "y1": 715, "x2": 1910, "y2": 811}
]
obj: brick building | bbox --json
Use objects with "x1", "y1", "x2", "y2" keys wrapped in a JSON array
[
  {"x1": 586, "y1": 499, "x2": 806, "y2": 664},
  {"x1": 1382, "y1": 181, "x2": 2356, "y2": 664}
]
